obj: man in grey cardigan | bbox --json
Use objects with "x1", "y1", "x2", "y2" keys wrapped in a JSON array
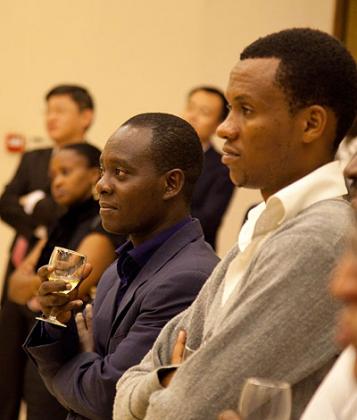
[{"x1": 114, "y1": 28, "x2": 357, "y2": 420}]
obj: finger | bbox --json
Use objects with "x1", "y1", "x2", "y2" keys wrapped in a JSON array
[
  {"x1": 85, "y1": 304, "x2": 93, "y2": 333},
  {"x1": 53, "y1": 300, "x2": 84, "y2": 323},
  {"x1": 38, "y1": 291, "x2": 70, "y2": 308},
  {"x1": 75, "y1": 312, "x2": 87, "y2": 338},
  {"x1": 37, "y1": 265, "x2": 55, "y2": 281},
  {"x1": 61, "y1": 299, "x2": 83, "y2": 313},
  {"x1": 218, "y1": 410, "x2": 242, "y2": 420},
  {"x1": 38, "y1": 280, "x2": 71, "y2": 296},
  {"x1": 82, "y1": 263, "x2": 92, "y2": 280},
  {"x1": 171, "y1": 329, "x2": 187, "y2": 364}
]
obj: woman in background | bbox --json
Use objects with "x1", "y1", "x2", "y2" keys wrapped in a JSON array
[{"x1": 1, "y1": 143, "x2": 125, "y2": 420}]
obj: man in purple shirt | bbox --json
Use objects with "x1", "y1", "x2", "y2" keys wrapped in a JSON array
[{"x1": 24, "y1": 112, "x2": 219, "y2": 420}]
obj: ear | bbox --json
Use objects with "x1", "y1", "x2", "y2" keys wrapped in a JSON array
[
  {"x1": 162, "y1": 169, "x2": 185, "y2": 200},
  {"x1": 300, "y1": 105, "x2": 328, "y2": 144},
  {"x1": 80, "y1": 109, "x2": 94, "y2": 131}
]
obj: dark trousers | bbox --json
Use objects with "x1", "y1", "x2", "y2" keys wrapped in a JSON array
[{"x1": 0, "y1": 301, "x2": 67, "y2": 420}]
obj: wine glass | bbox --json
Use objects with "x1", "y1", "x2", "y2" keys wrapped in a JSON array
[
  {"x1": 36, "y1": 246, "x2": 86, "y2": 327},
  {"x1": 239, "y1": 377, "x2": 292, "y2": 420},
  {"x1": 182, "y1": 344, "x2": 195, "y2": 361}
]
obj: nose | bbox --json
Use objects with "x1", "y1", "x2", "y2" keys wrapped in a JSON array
[
  {"x1": 216, "y1": 113, "x2": 239, "y2": 142},
  {"x1": 46, "y1": 110, "x2": 57, "y2": 124},
  {"x1": 96, "y1": 173, "x2": 112, "y2": 195},
  {"x1": 52, "y1": 174, "x2": 63, "y2": 188},
  {"x1": 51, "y1": 175, "x2": 64, "y2": 194}
]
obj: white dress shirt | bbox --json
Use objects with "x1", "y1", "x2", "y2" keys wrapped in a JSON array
[
  {"x1": 222, "y1": 161, "x2": 348, "y2": 305},
  {"x1": 301, "y1": 346, "x2": 357, "y2": 420}
]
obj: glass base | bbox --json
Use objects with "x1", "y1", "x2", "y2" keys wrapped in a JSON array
[{"x1": 35, "y1": 315, "x2": 67, "y2": 328}]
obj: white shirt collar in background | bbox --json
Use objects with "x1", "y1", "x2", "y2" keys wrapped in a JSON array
[{"x1": 239, "y1": 160, "x2": 347, "y2": 252}]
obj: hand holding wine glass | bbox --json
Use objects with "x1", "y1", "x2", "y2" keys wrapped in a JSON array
[
  {"x1": 239, "y1": 377, "x2": 292, "y2": 420},
  {"x1": 36, "y1": 247, "x2": 91, "y2": 327}
]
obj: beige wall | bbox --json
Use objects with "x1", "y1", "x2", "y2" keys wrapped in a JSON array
[{"x1": 0, "y1": 0, "x2": 335, "y2": 291}]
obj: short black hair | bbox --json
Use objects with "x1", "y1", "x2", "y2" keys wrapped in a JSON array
[
  {"x1": 61, "y1": 143, "x2": 101, "y2": 168},
  {"x1": 46, "y1": 84, "x2": 94, "y2": 111},
  {"x1": 122, "y1": 112, "x2": 203, "y2": 203},
  {"x1": 241, "y1": 28, "x2": 357, "y2": 150},
  {"x1": 188, "y1": 85, "x2": 229, "y2": 122}
]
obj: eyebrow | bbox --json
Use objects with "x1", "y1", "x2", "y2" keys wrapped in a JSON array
[
  {"x1": 232, "y1": 94, "x2": 254, "y2": 103},
  {"x1": 107, "y1": 158, "x2": 137, "y2": 172}
]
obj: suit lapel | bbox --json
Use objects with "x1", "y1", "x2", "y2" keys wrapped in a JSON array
[
  {"x1": 94, "y1": 263, "x2": 122, "y2": 351},
  {"x1": 106, "y1": 219, "x2": 203, "y2": 345}
]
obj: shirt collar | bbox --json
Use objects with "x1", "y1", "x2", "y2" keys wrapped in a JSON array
[
  {"x1": 115, "y1": 216, "x2": 191, "y2": 268},
  {"x1": 273, "y1": 160, "x2": 347, "y2": 225},
  {"x1": 239, "y1": 161, "x2": 347, "y2": 251}
]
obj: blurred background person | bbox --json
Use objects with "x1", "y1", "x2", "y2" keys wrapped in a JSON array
[
  {"x1": 182, "y1": 86, "x2": 234, "y2": 249},
  {"x1": 0, "y1": 143, "x2": 125, "y2": 420},
  {"x1": 0, "y1": 84, "x2": 95, "y2": 420},
  {"x1": 0, "y1": 84, "x2": 95, "y2": 306}
]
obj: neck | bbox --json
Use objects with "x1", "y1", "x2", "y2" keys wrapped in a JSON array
[
  {"x1": 54, "y1": 137, "x2": 86, "y2": 147},
  {"x1": 261, "y1": 157, "x2": 333, "y2": 201},
  {"x1": 130, "y1": 208, "x2": 189, "y2": 247}
]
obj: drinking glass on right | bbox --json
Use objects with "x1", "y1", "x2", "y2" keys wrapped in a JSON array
[{"x1": 239, "y1": 377, "x2": 292, "y2": 420}]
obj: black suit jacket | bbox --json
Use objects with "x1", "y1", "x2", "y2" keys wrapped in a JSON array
[
  {"x1": 0, "y1": 148, "x2": 63, "y2": 303},
  {"x1": 24, "y1": 219, "x2": 219, "y2": 420},
  {"x1": 191, "y1": 146, "x2": 234, "y2": 249},
  {"x1": 0, "y1": 148, "x2": 60, "y2": 238}
]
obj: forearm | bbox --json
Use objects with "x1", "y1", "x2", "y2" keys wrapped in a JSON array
[
  {"x1": 114, "y1": 358, "x2": 164, "y2": 420},
  {"x1": 114, "y1": 308, "x2": 194, "y2": 419},
  {"x1": 0, "y1": 199, "x2": 37, "y2": 236},
  {"x1": 8, "y1": 277, "x2": 40, "y2": 304},
  {"x1": 8, "y1": 272, "x2": 41, "y2": 304}
]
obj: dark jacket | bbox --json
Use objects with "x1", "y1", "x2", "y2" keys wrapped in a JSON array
[
  {"x1": 0, "y1": 148, "x2": 59, "y2": 238},
  {"x1": 191, "y1": 146, "x2": 234, "y2": 249},
  {"x1": 24, "y1": 218, "x2": 219, "y2": 420}
]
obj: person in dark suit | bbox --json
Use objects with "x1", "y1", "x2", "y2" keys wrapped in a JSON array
[
  {"x1": 182, "y1": 86, "x2": 234, "y2": 249},
  {"x1": 0, "y1": 85, "x2": 95, "y2": 420},
  {"x1": 6, "y1": 143, "x2": 124, "y2": 420},
  {"x1": 0, "y1": 84, "x2": 95, "y2": 303},
  {"x1": 24, "y1": 112, "x2": 219, "y2": 420}
]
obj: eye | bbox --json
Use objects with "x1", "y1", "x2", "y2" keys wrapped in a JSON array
[
  {"x1": 115, "y1": 167, "x2": 126, "y2": 178},
  {"x1": 241, "y1": 105, "x2": 253, "y2": 115},
  {"x1": 61, "y1": 167, "x2": 71, "y2": 176}
]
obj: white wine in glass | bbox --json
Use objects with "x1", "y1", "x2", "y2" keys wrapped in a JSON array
[
  {"x1": 36, "y1": 247, "x2": 86, "y2": 327},
  {"x1": 239, "y1": 377, "x2": 292, "y2": 420}
]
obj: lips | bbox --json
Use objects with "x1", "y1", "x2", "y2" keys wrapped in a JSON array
[
  {"x1": 221, "y1": 146, "x2": 241, "y2": 165},
  {"x1": 99, "y1": 202, "x2": 117, "y2": 211},
  {"x1": 52, "y1": 189, "x2": 67, "y2": 199},
  {"x1": 222, "y1": 145, "x2": 240, "y2": 156}
]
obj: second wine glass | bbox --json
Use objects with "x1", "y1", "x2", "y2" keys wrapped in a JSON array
[{"x1": 239, "y1": 377, "x2": 292, "y2": 420}]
